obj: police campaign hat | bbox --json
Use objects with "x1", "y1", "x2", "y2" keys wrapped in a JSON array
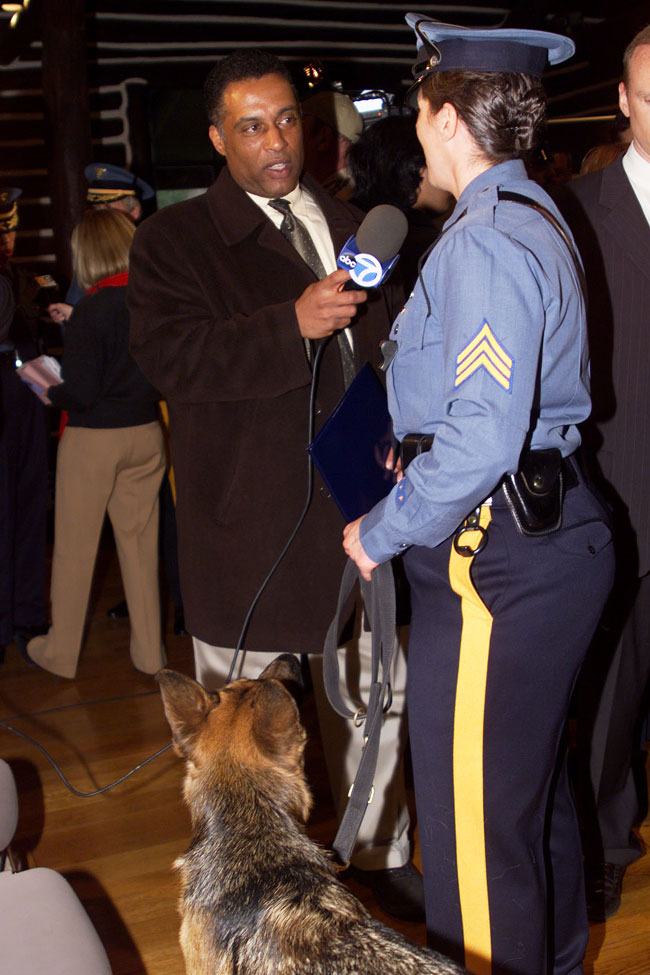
[
  {"x1": 406, "y1": 14, "x2": 575, "y2": 104},
  {"x1": 0, "y1": 187, "x2": 21, "y2": 233},
  {"x1": 85, "y1": 163, "x2": 154, "y2": 205}
]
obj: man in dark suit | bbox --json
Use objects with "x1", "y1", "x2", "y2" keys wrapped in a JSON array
[
  {"x1": 560, "y1": 24, "x2": 650, "y2": 921},
  {"x1": 0, "y1": 188, "x2": 49, "y2": 662},
  {"x1": 128, "y1": 50, "x2": 422, "y2": 919}
]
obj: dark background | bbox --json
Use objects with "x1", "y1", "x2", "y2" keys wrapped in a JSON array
[{"x1": 1, "y1": 1, "x2": 648, "y2": 272}]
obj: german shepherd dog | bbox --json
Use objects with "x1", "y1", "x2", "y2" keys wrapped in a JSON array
[{"x1": 157, "y1": 654, "x2": 467, "y2": 974}]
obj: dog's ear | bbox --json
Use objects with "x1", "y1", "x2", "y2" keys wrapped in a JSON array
[
  {"x1": 259, "y1": 654, "x2": 303, "y2": 708},
  {"x1": 252, "y1": 679, "x2": 305, "y2": 769},
  {"x1": 156, "y1": 669, "x2": 217, "y2": 758}
]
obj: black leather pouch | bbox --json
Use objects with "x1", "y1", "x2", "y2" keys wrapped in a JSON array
[{"x1": 502, "y1": 448, "x2": 564, "y2": 536}]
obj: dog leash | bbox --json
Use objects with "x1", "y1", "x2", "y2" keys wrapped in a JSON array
[{"x1": 322, "y1": 557, "x2": 396, "y2": 866}]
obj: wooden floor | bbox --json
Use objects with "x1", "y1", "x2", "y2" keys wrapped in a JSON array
[{"x1": 1, "y1": 536, "x2": 648, "y2": 974}]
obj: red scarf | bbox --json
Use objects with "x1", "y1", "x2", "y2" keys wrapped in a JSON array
[{"x1": 86, "y1": 269, "x2": 129, "y2": 294}]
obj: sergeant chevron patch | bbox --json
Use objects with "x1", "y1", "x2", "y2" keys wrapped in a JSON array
[{"x1": 455, "y1": 320, "x2": 513, "y2": 392}]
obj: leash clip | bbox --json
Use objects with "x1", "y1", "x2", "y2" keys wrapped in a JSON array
[{"x1": 453, "y1": 507, "x2": 488, "y2": 557}]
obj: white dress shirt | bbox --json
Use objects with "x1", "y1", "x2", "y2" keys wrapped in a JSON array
[
  {"x1": 247, "y1": 183, "x2": 354, "y2": 352},
  {"x1": 623, "y1": 140, "x2": 650, "y2": 227},
  {"x1": 247, "y1": 183, "x2": 337, "y2": 273}
]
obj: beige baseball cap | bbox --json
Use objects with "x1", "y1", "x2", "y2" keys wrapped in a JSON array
[{"x1": 301, "y1": 91, "x2": 364, "y2": 143}]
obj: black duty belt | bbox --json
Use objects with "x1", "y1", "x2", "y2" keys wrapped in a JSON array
[{"x1": 400, "y1": 433, "x2": 579, "y2": 539}]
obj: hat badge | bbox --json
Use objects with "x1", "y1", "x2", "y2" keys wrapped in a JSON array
[
  {"x1": 95, "y1": 166, "x2": 107, "y2": 178},
  {"x1": 427, "y1": 45, "x2": 441, "y2": 69}
]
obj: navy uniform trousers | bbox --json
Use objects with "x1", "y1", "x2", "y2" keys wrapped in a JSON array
[{"x1": 403, "y1": 474, "x2": 614, "y2": 975}]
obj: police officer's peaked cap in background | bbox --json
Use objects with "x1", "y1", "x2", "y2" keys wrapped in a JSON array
[
  {"x1": 301, "y1": 91, "x2": 364, "y2": 143},
  {"x1": 85, "y1": 163, "x2": 155, "y2": 205},
  {"x1": 0, "y1": 187, "x2": 21, "y2": 233},
  {"x1": 405, "y1": 14, "x2": 576, "y2": 105}
]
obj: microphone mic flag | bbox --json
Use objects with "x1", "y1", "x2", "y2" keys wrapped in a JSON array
[{"x1": 337, "y1": 204, "x2": 409, "y2": 290}]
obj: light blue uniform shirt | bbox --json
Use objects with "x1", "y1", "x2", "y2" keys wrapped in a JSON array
[{"x1": 360, "y1": 159, "x2": 590, "y2": 563}]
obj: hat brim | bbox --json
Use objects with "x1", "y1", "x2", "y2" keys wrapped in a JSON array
[{"x1": 404, "y1": 17, "x2": 575, "y2": 109}]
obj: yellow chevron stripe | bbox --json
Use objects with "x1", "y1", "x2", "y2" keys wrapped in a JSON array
[
  {"x1": 449, "y1": 505, "x2": 493, "y2": 975},
  {"x1": 457, "y1": 341, "x2": 512, "y2": 381},
  {"x1": 455, "y1": 351, "x2": 511, "y2": 391},
  {"x1": 456, "y1": 322, "x2": 512, "y2": 370}
]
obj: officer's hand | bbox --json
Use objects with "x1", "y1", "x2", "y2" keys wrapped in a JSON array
[
  {"x1": 295, "y1": 269, "x2": 367, "y2": 339},
  {"x1": 343, "y1": 516, "x2": 379, "y2": 582},
  {"x1": 48, "y1": 302, "x2": 72, "y2": 324}
]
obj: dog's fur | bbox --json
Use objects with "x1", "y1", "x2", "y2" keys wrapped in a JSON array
[{"x1": 157, "y1": 654, "x2": 466, "y2": 974}]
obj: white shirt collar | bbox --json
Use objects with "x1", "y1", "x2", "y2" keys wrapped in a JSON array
[{"x1": 247, "y1": 183, "x2": 303, "y2": 220}]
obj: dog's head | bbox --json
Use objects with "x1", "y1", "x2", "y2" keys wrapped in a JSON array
[{"x1": 157, "y1": 655, "x2": 312, "y2": 823}]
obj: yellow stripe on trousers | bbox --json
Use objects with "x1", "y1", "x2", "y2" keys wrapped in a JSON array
[{"x1": 448, "y1": 505, "x2": 493, "y2": 975}]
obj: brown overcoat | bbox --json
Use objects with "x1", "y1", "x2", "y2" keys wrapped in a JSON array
[{"x1": 128, "y1": 167, "x2": 397, "y2": 650}]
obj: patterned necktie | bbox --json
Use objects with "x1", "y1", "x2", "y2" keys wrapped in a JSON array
[{"x1": 269, "y1": 197, "x2": 356, "y2": 387}]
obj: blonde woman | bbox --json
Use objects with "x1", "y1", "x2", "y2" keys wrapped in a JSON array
[{"x1": 19, "y1": 208, "x2": 166, "y2": 678}]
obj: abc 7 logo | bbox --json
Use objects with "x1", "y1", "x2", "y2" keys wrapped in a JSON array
[{"x1": 350, "y1": 252, "x2": 383, "y2": 288}]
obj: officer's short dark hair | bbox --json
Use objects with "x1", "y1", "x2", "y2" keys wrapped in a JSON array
[
  {"x1": 204, "y1": 50, "x2": 295, "y2": 130},
  {"x1": 419, "y1": 70, "x2": 546, "y2": 164}
]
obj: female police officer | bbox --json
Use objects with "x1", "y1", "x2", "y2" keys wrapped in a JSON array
[{"x1": 343, "y1": 18, "x2": 615, "y2": 975}]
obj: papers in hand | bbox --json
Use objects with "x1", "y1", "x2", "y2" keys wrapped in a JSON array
[{"x1": 16, "y1": 354, "x2": 62, "y2": 405}]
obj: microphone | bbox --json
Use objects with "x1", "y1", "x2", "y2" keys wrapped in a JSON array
[{"x1": 337, "y1": 204, "x2": 409, "y2": 290}]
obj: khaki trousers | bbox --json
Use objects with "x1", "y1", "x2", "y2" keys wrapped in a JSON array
[
  {"x1": 193, "y1": 618, "x2": 411, "y2": 870},
  {"x1": 28, "y1": 422, "x2": 166, "y2": 678}
]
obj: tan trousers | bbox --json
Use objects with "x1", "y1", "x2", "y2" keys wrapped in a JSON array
[
  {"x1": 193, "y1": 618, "x2": 411, "y2": 870},
  {"x1": 28, "y1": 422, "x2": 166, "y2": 678}
]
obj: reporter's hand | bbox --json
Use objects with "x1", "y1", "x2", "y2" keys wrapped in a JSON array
[
  {"x1": 343, "y1": 516, "x2": 379, "y2": 582},
  {"x1": 295, "y1": 269, "x2": 367, "y2": 340}
]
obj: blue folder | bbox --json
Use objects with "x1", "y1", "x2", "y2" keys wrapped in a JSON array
[{"x1": 307, "y1": 362, "x2": 396, "y2": 522}]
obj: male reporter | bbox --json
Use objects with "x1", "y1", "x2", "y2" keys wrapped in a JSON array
[{"x1": 127, "y1": 50, "x2": 422, "y2": 919}]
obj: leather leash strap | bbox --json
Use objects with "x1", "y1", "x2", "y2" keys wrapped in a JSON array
[{"x1": 322, "y1": 557, "x2": 396, "y2": 865}]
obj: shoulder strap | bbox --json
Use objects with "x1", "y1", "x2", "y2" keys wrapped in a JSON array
[
  {"x1": 497, "y1": 189, "x2": 585, "y2": 289},
  {"x1": 322, "y1": 558, "x2": 396, "y2": 865}
]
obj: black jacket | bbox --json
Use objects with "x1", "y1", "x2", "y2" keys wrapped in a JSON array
[{"x1": 49, "y1": 284, "x2": 159, "y2": 428}]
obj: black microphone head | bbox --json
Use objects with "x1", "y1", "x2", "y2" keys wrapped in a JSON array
[{"x1": 356, "y1": 204, "x2": 409, "y2": 263}]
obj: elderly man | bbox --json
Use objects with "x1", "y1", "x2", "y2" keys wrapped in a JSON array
[
  {"x1": 127, "y1": 49, "x2": 422, "y2": 920},
  {"x1": 561, "y1": 25, "x2": 650, "y2": 921},
  {"x1": 301, "y1": 90, "x2": 363, "y2": 199}
]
